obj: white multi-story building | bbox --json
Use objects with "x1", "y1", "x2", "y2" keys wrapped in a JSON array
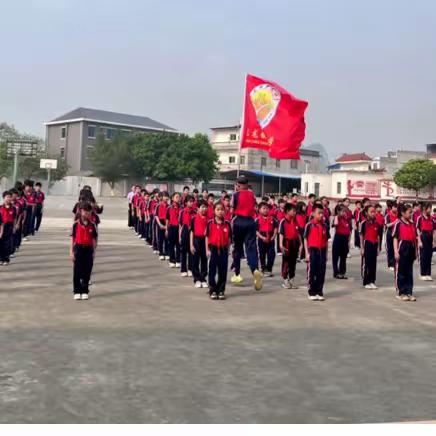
[{"x1": 208, "y1": 125, "x2": 323, "y2": 195}]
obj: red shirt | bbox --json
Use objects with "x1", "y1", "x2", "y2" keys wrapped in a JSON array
[
  {"x1": 393, "y1": 219, "x2": 416, "y2": 243},
  {"x1": 191, "y1": 214, "x2": 208, "y2": 238},
  {"x1": 206, "y1": 204, "x2": 214, "y2": 221},
  {"x1": 24, "y1": 191, "x2": 36, "y2": 205},
  {"x1": 166, "y1": 204, "x2": 180, "y2": 226},
  {"x1": 413, "y1": 210, "x2": 421, "y2": 224},
  {"x1": 71, "y1": 219, "x2": 98, "y2": 246},
  {"x1": 375, "y1": 212, "x2": 384, "y2": 227},
  {"x1": 296, "y1": 213, "x2": 307, "y2": 230},
  {"x1": 154, "y1": 201, "x2": 168, "y2": 221},
  {"x1": 304, "y1": 219, "x2": 328, "y2": 249},
  {"x1": 334, "y1": 215, "x2": 351, "y2": 236},
  {"x1": 0, "y1": 205, "x2": 16, "y2": 224},
  {"x1": 360, "y1": 219, "x2": 379, "y2": 243},
  {"x1": 206, "y1": 219, "x2": 232, "y2": 248},
  {"x1": 275, "y1": 208, "x2": 285, "y2": 222},
  {"x1": 148, "y1": 199, "x2": 157, "y2": 214},
  {"x1": 279, "y1": 217, "x2": 299, "y2": 240},
  {"x1": 416, "y1": 214, "x2": 434, "y2": 233},
  {"x1": 231, "y1": 190, "x2": 256, "y2": 217},
  {"x1": 35, "y1": 191, "x2": 45, "y2": 204},
  {"x1": 256, "y1": 215, "x2": 277, "y2": 236},
  {"x1": 180, "y1": 207, "x2": 195, "y2": 227},
  {"x1": 223, "y1": 206, "x2": 231, "y2": 222}
]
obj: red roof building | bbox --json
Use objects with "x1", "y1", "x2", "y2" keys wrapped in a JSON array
[{"x1": 336, "y1": 153, "x2": 373, "y2": 163}]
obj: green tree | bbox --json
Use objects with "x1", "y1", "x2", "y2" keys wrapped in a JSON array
[
  {"x1": 132, "y1": 132, "x2": 218, "y2": 184},
  {"x1": 90, "y1": 132, "x2": 136, "y2": 194},
  {"x1": 393, "y1": 159, "x2": 435, "y2": 197}
]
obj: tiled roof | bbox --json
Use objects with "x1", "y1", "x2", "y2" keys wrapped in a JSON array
[{"x1": 336, "y1": 153, "x2": 372, "y2": 163}]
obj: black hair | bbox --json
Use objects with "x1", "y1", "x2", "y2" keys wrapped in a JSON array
[
  {"x1": 362, "y1": 197, "x2": 370, "y2": 205},
  {"x1": 412, "y1": 201, "x2": 421, "y2": 208},
  {"x1": 284, "y1": 203, "x2": 296, "y2": 213},
  {"x1": 183, "y1": 186, "x2": 190, "y2": 191},
  {"x1": 308, "y1": 193, "x2": 316, "y2": 199},
  {"x1": 291, "y1": 193, "x2": 298, "y2": 198},
  {"x1": 196, "y1": 199, "x2": 207, "y2": 208},
  {"x1": 35, "y1": 182, "x2": 42, "y2": 187},
  {"x1": 278, "y1": 198, "x2": 285, "y2": 205},
  {"x1": 140, "y1": 189, "x2": 147, "y2": 194},
  {"x1": 258, "y1": 201, "x2": 270, "y2": 210},
  {"x1": 335, "y1": 204, "x2": 344, "y2": 215},
  {"x1": 213, "y1": 201, "x2": 224, "y2": 210},
  {"x1": 161, "y1": 191, "x2": 169, "y2": 197},
  {"x1": 193, "y1": 188, "x2": 199, "y2": 194},
  {"x1": 342, "y1": 197, "x2": 350, "y2": 202},
  {"x1": 184, "y1": 194, "x2": 194, "y2": 205},
  {"x1": 171, "y1": 192, "x2": 180, "y2": 200},
  {"x1": 80, "y1": 202, "x2": 93, "y2": 212},
  {"x1": 375, "y1": 203, "x2": 382, "y2": 209},
  {"x1": 10, "y1": 188, "x2": 18, "y2": 195},
  {"x1": 313, "y1": 203, "x2": 323, "y2": 211},
  {"x1": 261, "y1": 196, "x2": 269, "y2": 202},
  {"x1": 355, "y1": 200, "x2": 362, "y2": 206},
  {"x1": 269, "y1": 195, "x2": 276, "y2": 200},
  {"x1": 398, "y1": 203, "x2": 412, "y2": 217},
  {"x1": 223, "y1": 194, "x2": 230, "y2": 201},
  {"x1": 202, "y1": 188, "x2": 209, "y2": 193},
  {"x1": 422, "y1": 202, "x2": 432, "y2": 211},
  {"x1": 2, "y1": 190, "x2": 11, "y2": 198},
  {"x1": 221, "y1": 190, "x2": 227, "y2": 194},
  {"x1": 296, "y1": 201, "x2": 306, "y2": 214},
  {"x1": 207, "y1": 193, "x2": 215, "y2": 199}
]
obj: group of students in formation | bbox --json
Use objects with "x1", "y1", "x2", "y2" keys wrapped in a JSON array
[
  {"x1": 69, "y1": 186, "x2": 103, "y2": 300},
  {"x1": 0, "y1": 180, "x2": 45, "y2": 266},
  {"x1": 127, "y1": 175, "x2": 435, "y2": 302}
]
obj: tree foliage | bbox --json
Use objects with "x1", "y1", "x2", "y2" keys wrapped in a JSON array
[
  {"x1": 132, "y1": 132, "x2": 218, "y2": 183},
  {"x1": 393, "y1": 159, "x2": 435, "y2": 196},
  {"x1": 90, "y1": 132, "x2": 138, "y2": 189}
]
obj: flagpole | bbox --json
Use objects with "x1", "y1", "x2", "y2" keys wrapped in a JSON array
[{"x1": 237, "y1": 74, "x2": 247, "y2": 179}]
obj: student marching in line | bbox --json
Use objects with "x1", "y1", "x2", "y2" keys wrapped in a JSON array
[
  {"x1": 255, "y1": 202, "x2": 277, "y2": 277},
  {"x1": 275, "y1": 198, "x2": 286, "y2": 255},
  {"x1": 384, "y1": 200, "x2": 398, "y2": 271},
  {"x1": 393, "y1": 203, "x2": 417, "y2": 301},
  {"x1": 23, "y1": 180, "x2": 37, "y2": 240},
  {"x1": 206, "y1": 202, "x2": 232, "y2": 300},
  {"x1": 206, "y1": 193, "x2": 215, "y2": 221},
  {"x1": 0, "y1": 191, "x2": 17, "y2": 266},
  {"x1": 304, "y1": 204, "x2": 328, "y2": 301},
  {"x1": 148, "y1": 190, "x2": 158, "y2": 251},
  {"x1": 10, "y1": 188, "x2": 24, "y2": 255},
  {"x1": 332, "y1": 204, "x2": 351, "y2": 279},
  {"x1": 416, "y1": 202, "x2": 434, "y2": 281},
  {"x1": 222, "y1": 194, "x2": 232, "y2": 221},
  {"x1": 375, "y1": 203, "x2": 385, "y2": 252},
  {"x1": 230, "y1": 175, "x2": 263, "y2": 291},
  {"x1": 70, "y1": 202, "x2": 98, "y2": 301},
  {"x1": 34, "y1": 182, "x2": 45, "y2": 232},
  {"x1": 306, "y1": 193, "x2": 316, "y2": 218},
  {"x1": 141, "y1": 191, "x2": 150, "y2": 243},
  {"x1": 279, "y1": 203, "x2": 302, "y2": 289},
  {"x1": 190, "y1": 200, "x2": 209, "y2": 288},
  {"x1": 360, "y1": 204, "x2": 380, "y2": 289},
  {"x1": 353, "y1": 200, "x2": 362, "y2": 249},
  {"x1": 130, "y1": 185, "x2": 141, "y2": 234},
  {"x1": 412, "y1": 201, "x2": 421, "y2": 225},
  {"x1": 154, "y1": 192, "x2": 169, "y2": 261},
  {"x1": 296, "y1": 201, "x2": 307, "y2": 262},
  {"x1": 179, "y1": 194, "x2": 195, "y2": 277},
  {"x1": 166, "y1": 192, "x2": 181, "y2": 268}
]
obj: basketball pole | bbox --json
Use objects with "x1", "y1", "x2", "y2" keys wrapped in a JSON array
[
  {"x1": 12, "y1": 151, "x2": 19, "y2": 185},
  {"x1": 47, "y1": 167, "x2": 51, "y2": 195}
]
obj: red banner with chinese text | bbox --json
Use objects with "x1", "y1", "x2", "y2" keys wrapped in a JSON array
[{"x1": 240, "y1": 74, "x2": 308, "y2": 160}]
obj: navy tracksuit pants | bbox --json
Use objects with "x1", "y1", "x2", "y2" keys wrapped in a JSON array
[
  {"x1": 0, "y1": 223, "x2": 13, "y2": 262},
  {"x1": 128, "y1": 203, "x2": 133, "y2": 227},
  {"x1": 354, "y1": 226, "x2": 360, "y2": 248},
  {"x1": 281, "y1": 238, "x2": 299, "y2": 280},
  {"x1": 232, "y1": 215, "x2": 258, "y2": 275},
  {"x1": 208, "y1": 246, "x2": 228, "y2": 294},
  {"x1": 180, "y1": 226, "x2": 192, "y2": 273},
  {"x1": 167, "y1": 225, "x2": 180, "y2": 264},
  {"x1": 332, "y1": 233, "x2": 349, "y2": 277},
  {"x1": 386, "y1": 230, "x2": 395, "y2": 268},
  {"x1": 395, "y1": 241, "x2": 416, "y2": 296},
  {"x1": 73, "y1": 245, "x2": 94, "y2": 294},
  {"x1": 152, "y1": 219, "x2": 159, "y2": 251},
  {"x1": 307, "y1": 247, "x2": 327, "y2": 296},
  {"x1": 157, "y1": 226, "x2": 168, "y2": 256},
  {"x1": 23, "y1": 205, "x2": 35, "y2": 237},
  {"x1": 361, "y1": 240, "x2": 378, "y2": 285},
  {"x1": 34, "y1": 204, "x2": 43, "y2": 231},
  {"x1": 257, "y1": 235, "x2": 275, "y2": 273},
  {"x1": 419, "y1": 232, "x2": 432, "y2": 276},
  {"x1": 192, "y1": 236, "x2": 207, "y2": 283}
]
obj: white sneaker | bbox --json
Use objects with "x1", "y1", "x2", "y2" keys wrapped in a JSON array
[
  {"x1": 181, "y1": 272, "x2": 188, "y2": 277},
  {"x1": 420, "y1": 275, "x2": 428, "y2": 281},
  {"x1": 365, "y1": 284, "x2": 373, "y2": 289},
  {"x1": 388, "y1": 267, "x2": 395, "y2": 271},
  {"x1": 159, "y1": 256, "x2": 165, "y2": 261},
  {"x1": 81, "y1": 294, "x2": 89, "y2": 300},
  {"x1": 195, "y1": 281, "x2": 202, "y2": 288},
  {"x1": 175, "y1": 262, "x2": 181, "y2": 268},
  {"x1": 290, "y1": 279, "x2": 299, "y2": 289},
  {"x1": 169, "y1": 263, "x2": 176, "y2": 268},
  {"x1": 165, "y1": 256, "x2": 170, "y2": 260},
  {"x1": 282, "y1": 279, "x2": 291, "y2": 289},
  {"x1": 347, "y1": 253, "x2": 351, "y2": 258},
  {"x1": 10, "y1": 254, "x2": 15, "y2": 258},
  {"x1": 73, "y1": 294, "x2": 81, "y2": 300},
  {"x1": 308, "y1": 295, "x2": 318, "y2": 301},
  {"x1": 370, "y1": 283, "x2": 378, "y2": 289},
  {"x1": 187, "y1": 271, "x2": 193, "y2": 277},
  {"x1": 317, "y1": 295, "x2": 325, "y2": 301},
  {"x1": 201, "y1": 282, "x2": 208, "y2": 288},
  {"x1": 277, "y1": 252, "x2": 282, "y2": 256},
  {"x1": 23, "y1": 237, "x2": 29, "y2": 242},
  {"x1": 426, "y1": 276, "x2": 433, "y2": 281},
  {"x1": 153, "y1": 250, "x2": 159, "y2": 254}
]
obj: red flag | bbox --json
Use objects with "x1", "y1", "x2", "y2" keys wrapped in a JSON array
[{"x1": 240, "y1": 74, "x2": 308, "y2": 160}]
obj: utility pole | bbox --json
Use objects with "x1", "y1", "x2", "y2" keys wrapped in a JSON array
[{"x1": 12, "y1": 150, "x2": 19, "y2": 185}]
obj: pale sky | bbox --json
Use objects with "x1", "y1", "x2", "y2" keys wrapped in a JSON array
[{"x1": 1, "y1": 0, "x2": 435, "y2": 159}]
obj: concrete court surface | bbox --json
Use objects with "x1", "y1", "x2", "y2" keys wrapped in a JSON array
[{"x1": 0, "y1": 196, "x2": 436, "y2": 424}]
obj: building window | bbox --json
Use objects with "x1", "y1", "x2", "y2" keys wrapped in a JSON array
[
  {"x1": 229, "y1": 133, "x2": 237, "y2": 141},
  {"x1": 290, "y1": 159, "x2": 298, "y2": 169},
  {"x1": 314, "y1": 183, "x2": 320, "y2": 197},
  {"x1": 229, "y1": 156, "x2": 236, "y2": 164},
  {"x1": 106, "y1": 128, "x2": 115, "y2": 140},
  {"x1": 61, "y1": 126, "x2": 66, "y2": 139},
  {"x1": 337, "y1": 182, "x2": 342, "y2": 194},
  {"x1": 88, "y1": 125, "x2": 96, "y2": 138},
  {"x1": 275, "y1": 159, "x2": 280, "y2": 168},
  {"x1": 261, "y1": 157, "x2": 267, "y2": 167},
  {"x1": 60, "y1": 147, "x2": 65, "y2": 158},
  {"x1": 86, "y1": 146, "x2": 94, "y2": 158},
  {"x1": 240, "y1": 156, "x2": 245, "y2": 165},
  {"x1": 304, "y1": 182, "x2": 309, "y2": 193}
]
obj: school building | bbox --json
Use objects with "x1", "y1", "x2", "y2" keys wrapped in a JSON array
[
  {"x1": 44, "y1": 107, "x2": 177, "y2": 175},
  {"x1": 302, "y1": 151, "x2": 436, "y2": 201},
  {"x1": 207, "y1": 125, "x2": 327, "y2": 195}
]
